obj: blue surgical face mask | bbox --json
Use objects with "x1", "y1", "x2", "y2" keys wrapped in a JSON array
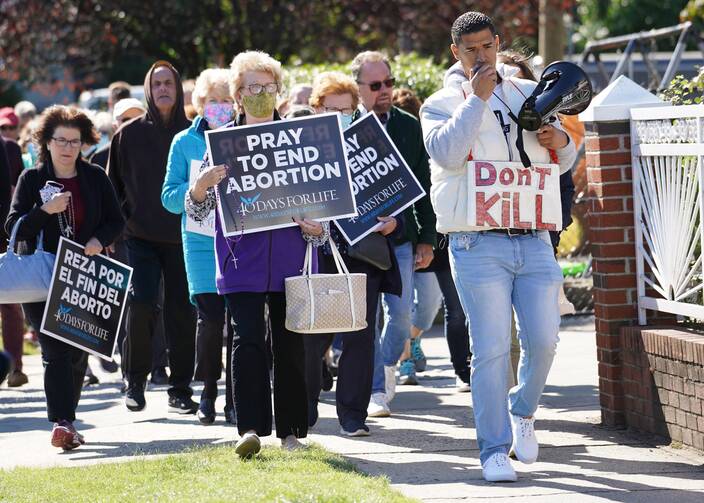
[{"x1": 339, "y1": 113, "x2": 354, "y2": 130}]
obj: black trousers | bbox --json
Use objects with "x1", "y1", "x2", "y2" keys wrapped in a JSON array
[
  {"x1": 435, "y1": 268, "x2": 472, "y2": 381},
  {"x1": 335, "y1": 264, "x2": 383, "y2": 431},
  {"x1": 24, "y1": 302, "x2": 88, "y2": 423},
  {"x1": 193, "y1": 293, "x2": 233, "y2": 408},
  {"x1": 123, "y1": 238, "x2": 196, "y2": 398},
  {"x1": 303, "y1": 333, "x2": 333, "y2": 423},
  {"x1": 112, "y1": 240, "x2": 168, "y2": 371},
  {"x1": 225, "y1": 292, "x2": 307, "y2": 439}
]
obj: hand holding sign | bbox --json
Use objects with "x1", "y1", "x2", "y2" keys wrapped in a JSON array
[
  {"x1": 293, "y1": 217, "x2": 324, "y2": 237},
  {"x1": 84, "y1": 237, "x2": 103, "y2": 256},
  {"x1": 376, "y1": 216, "x2": 397, "y2": 236}
]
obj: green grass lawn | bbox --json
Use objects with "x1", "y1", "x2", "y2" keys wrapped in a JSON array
[{"x1": 0, "y1": 444, "x2": 414, "y2": 503}]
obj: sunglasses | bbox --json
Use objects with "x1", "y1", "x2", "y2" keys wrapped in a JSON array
[{"x1": 357, "y1": 77, "x2": 395, "y2": 92}]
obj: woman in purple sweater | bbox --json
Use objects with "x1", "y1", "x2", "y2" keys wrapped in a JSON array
[{"x1": 186, "y1": 51, "x2": 327, "y2": 458}]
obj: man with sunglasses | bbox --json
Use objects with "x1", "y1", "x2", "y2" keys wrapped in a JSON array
[
  {"x1": 420, "y1": 12, "x2": 576, "y2": 482},
  {"x1": 350, "y1": 51, "x2": 437, "y2": 419}
]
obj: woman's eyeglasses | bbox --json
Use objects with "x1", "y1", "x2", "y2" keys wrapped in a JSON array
[
  {"x1": 51, "y1": 137, "x2": 82, "y2": 148},
  {"x1": 324, "y1": 107, "x2": 355, "y2": 115},
  {"x1": 241, "y1": 83, "x2": 279, "y2": 95},
  {"x1": 357, "y1": 77, "x2": 395, "y2": 92}
]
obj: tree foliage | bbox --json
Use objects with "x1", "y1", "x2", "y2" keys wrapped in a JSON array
[
  {"x1": 573, "y1": 0, "x2": 691, "y2": 51},
  {"x1": 1, "y1": 0, "x2": 547, "y2": 90}
]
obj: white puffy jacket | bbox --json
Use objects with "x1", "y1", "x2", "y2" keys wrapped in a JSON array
[{"x1": 420, "y1": 62, "x2": 577, "y2": 234}]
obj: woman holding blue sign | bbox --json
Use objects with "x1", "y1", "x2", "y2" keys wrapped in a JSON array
[
  {"x1": 5, "y1": 105, "x2": 124, "y2": 451},
  {"x1": 186, "y1": 51, "x2": 327, "y2": 458},
  {"x1": 162, "y1": 68, "x2": 236, "y2": 426},
  {"x1": 305, "y1": 71, "x2": 403, "y2": 437}
]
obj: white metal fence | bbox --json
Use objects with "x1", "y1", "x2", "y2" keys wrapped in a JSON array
[{"x1": 631, "y1": 105, "x2": 704, "y2": 325}]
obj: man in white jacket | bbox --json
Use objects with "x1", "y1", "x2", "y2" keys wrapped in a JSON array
[{"x1": 420, "y1": 12, "x2": 576, "y2": 482}]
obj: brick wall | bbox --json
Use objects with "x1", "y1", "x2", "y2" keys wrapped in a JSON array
[
  {"x1": 584, "y1": 119, "x2": 637, "y2": 427},
  {"x1": 621, "y1": 327, "x2": 704, "y2": 450}
]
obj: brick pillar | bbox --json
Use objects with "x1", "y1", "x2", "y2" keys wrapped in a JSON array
[{"x1": 584, "y1": 119, "x2": 638, "y2": 428}]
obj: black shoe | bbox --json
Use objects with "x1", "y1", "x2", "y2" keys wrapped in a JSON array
[
  {"x1": 125, "y1": 382, "x2": 146, "y2": 411},
  {"x1": 83, "y1": 372, "x2": 99, "y2": 387},
  {"x1": 150, "y1": 367, "x2": 169, "y2": 385},
  {"x1": 100, "y1": 358, "x2": 119, "y2": 373},
  {"x1": 321, "y1": 363, "x2": 333, "y2": 392},
  {"x1": 197, "y1": 398, "x2": 216, "y2": 424},
  {"x1": 224, "y1": 407, "x2": 237, "y2": 425},
  {"x1": 168, "y1": 396, "x2": 198, "y2": 414},
  {"x1": 120, "y1": 379, "x2": 128, "y2": 394}
]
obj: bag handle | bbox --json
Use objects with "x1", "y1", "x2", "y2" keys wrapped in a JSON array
[
  {"x1": 301, "y1": 237, "x2": 350, "y2": 277},
  {"x1": 7, "y1": 215, "x2": 46, "y2": 253}
]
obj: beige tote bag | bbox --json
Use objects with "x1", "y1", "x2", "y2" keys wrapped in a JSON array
[{"x1": 285, "y1": 239, "x2": 367, "y2": 334}]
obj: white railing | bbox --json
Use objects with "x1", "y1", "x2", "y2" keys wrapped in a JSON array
[{"x1": 631, "y1": 105, "x2": 704, "y2": 324}]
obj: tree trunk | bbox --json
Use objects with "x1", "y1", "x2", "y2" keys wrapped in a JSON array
[{"x1": 539, "y1": 0, "x2": 565, "y2": 65}]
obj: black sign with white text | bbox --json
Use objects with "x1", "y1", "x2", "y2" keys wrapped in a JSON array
[
  {"x1": 205, "y1": 114, "x2": 357, "y2": 236},
  {"x1": 41, "y1": 238, "x2": 133, "y2": 361},
  {"x1": 335, "y1": 113, "x2": 426, "y2": 245}
]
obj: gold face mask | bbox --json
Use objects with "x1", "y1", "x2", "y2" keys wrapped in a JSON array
[{"x1": 240, "y1": 92, "x2": 277, "y2": 119}]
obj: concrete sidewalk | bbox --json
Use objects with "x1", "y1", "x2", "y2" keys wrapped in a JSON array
[{"x1": 2, "y1": 315, "x2": 703, "y2": 501}]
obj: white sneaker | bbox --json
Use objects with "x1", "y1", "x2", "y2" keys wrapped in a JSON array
[
  {"x1": 455, "y1": 376, "x2": 471, "y2": 392},
  {"x1": 235, "y1": 431, "x2": 261, "y2": 459},
  {"x1": 482, "y1": 452, "x2": 517, "y2": 482},
  {"x1": 384, "y1": 365, "x2": 397, "y2": 402},
  {"x1": 509, "y1": 414, "x2": 539, "y2": 464},
  {"x1": 367, "y1": 392, "x2": 391, "y2": 417},
  {"x1": 340, "y1": 427, "x2": 370, "y2": 437},
  {"x1": 281, "y1": 435, "x2": 304, "y2": 451}
]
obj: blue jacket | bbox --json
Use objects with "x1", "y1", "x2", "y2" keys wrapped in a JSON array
[{"x1": 161, "y1": 116, "x2": 216, "y2": 301}]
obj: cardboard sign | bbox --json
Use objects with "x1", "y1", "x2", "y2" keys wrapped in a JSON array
[
  {"x1": 185, "y1": 159, "x2": 215, "y2": 237},
  {"x1": 335, "y1": 113, "x2": 426, "y2": 245},
  {"x1": 467, "y1": 160, "x2": 562, "y2": 230},
  {"x1": 41, "y1": 238, "x2": 133, "y2": 361},
  {"x1": 205, "y1": 114, "x2": 357, "y2": 236}
]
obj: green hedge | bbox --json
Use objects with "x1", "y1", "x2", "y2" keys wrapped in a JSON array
[{"x1": 283, "y1": 52, "x2": 447, "y2": 101}]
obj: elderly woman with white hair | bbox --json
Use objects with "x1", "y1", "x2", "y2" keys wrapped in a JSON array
[
  {"x1": 185, "y1": 51, "x2": 327, "y2": 458},
  {"x1": 161, "y1": 68, "x2": 236, "y2": 425}
]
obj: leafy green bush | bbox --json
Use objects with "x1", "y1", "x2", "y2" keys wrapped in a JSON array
[
  {"x1": 659, "y1": 66, "x2": 704, "y2": 105},
  {"x1": 283, "y1": 52, "x2": 447, "y2": 101}
]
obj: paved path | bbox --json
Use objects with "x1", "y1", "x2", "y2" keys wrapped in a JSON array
[{"x1": 2, "y1": 316, "x2": 703, "y2": 502}]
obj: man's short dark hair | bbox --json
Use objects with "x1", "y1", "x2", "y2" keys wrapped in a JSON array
[{"x1": 451, "y1": 11, "x2": 497, "y2": 46}]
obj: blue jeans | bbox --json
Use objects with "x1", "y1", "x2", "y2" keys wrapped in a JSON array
[
  {"x1": 449, "y1": 232, "x2": 562, "y2": 464},
  {"x1": 372, "y1": 242, "x2": 414, "y2": 394},
  {"x1": 412, "y1": 272, "x2": 443, "y2": 331}
]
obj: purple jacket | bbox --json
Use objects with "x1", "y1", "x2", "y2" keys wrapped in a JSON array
[{"x1": 214, "y1": 216, "x2": 317, "y2": 294}]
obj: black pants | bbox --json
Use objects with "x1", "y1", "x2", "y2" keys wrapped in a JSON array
[
  {"x1": 303, "y1": 333, "x2": 333, "y2": 424},
  {"x1": 335, "y1": 263, "x2": 383, "y2": 431},
  {"x1": 193, "y1": 293, "x2": 233, "y2": 408},
  {"x1": 123, "y1": 238, "x2": 196, "y2": 398},
  {"x1": 435, "y1": 267, "x2": 471, "y2": 381},
  {"x1": 112, "y1": 241, "x2": 168, "y2": 371},
  {"x1": 225, "y1": 292, "x2": 307, "y2": 439},
  {"x1": 24, "y1": 302, "x2": 88, "y2": 423}
]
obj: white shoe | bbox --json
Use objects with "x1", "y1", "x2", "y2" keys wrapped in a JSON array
[
  {"x1": 281, "y1": 435, "x2": 304, "y2": 451},
  {"x1": 384, "y1": 365, "x2": 397, "y2": 402},
  {"x1": 367, "y1": 392, "x2": 391, "y2": 417},
  {"x1": 235, "y1": 431, "x2": 261, "y2": 459},
  {"x1": 340, "y1": 426, "x2": 370, "y2": 437},
  {"x1": 455, "y1": 376, "x2": 471, "y2": 392},
  {"x1": 509, "y1": 414, "x2": 539, "y2": 464},
  {"x1": 482, "y1": 452, "x2": 517, "y2": 482}
]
